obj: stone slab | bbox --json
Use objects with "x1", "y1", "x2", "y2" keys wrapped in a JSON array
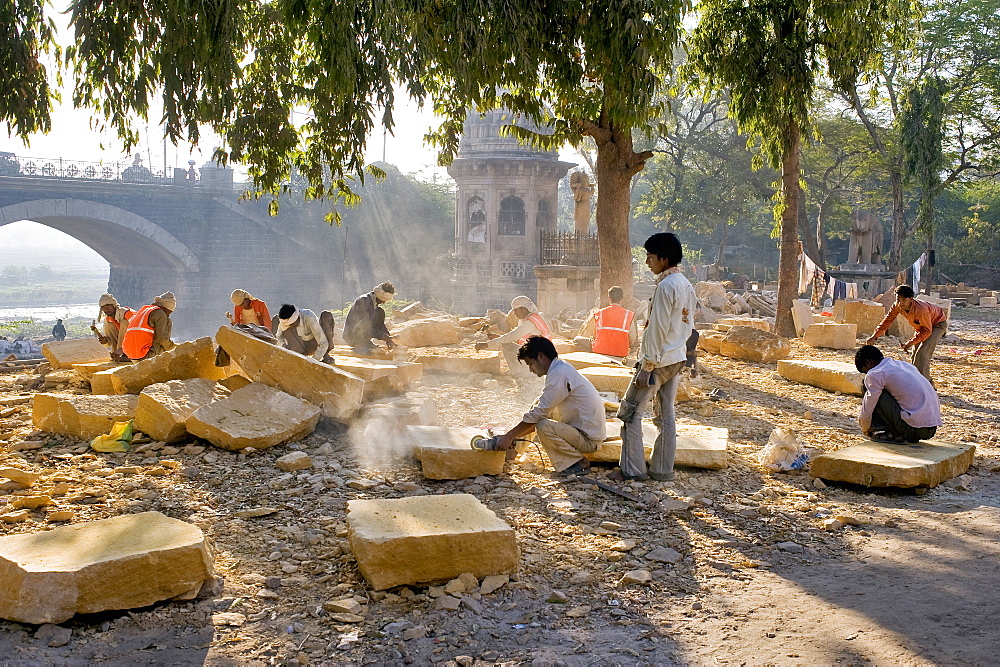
[
  {"x1": 777, "y1": 360, "x2": 864, "y2": 395},
  {"x1": 803, "y1": 322, "x2": 858, "y2": 350},
  {"x1": 71, "y1": 361, "x2": 127, "y2": 381},
  {"x1": 0, "y1": 511, "x2": 214, "y2": 624},
  {"x1": 716, "y1": 317, "x2": 772, "y2": 332},
  {"x1": 90, "y1": 337, "x2": 226, "y2": 395},
  {"x1": 560, "y1": 352, "x2": 627, "y2": 370},
  {"x1": 347, "y1": 494, "x2": 518, "y2": 590},
  {"x1": 578, "y1": 366, "x2": 633, "y2": 395},
  {"x1": 135, "y1": 379, "x2": 230, "y2": 443},
  {"x1": 32, "y1": 393, "x2": 139, "y2": 440},
  {"x1": 833, "y1": 300, "x2": 886, "y2": 339},
  {"x1": 586, "y1": 421, "x2": 729, "y2": 469},
  {"x1": 719, "y1": 326, "x2": 791, "y2": 363},
  {"x1": 185, "y1": 382, "x2": 321, "y2": 450},
  {"x1": 980, "y1": 296, "x2": 997, "y2": 308},
  {"x1": 330, "y1": 356, "x2": 422, "y2": 398},
  {"x1": 41, "y1": 338, "x2": 110, "y2": 370},
  {"x1": 391, "y1": 317, "x2": 460, "y2": 347},
  {"x1": 810, "y1": 440, "x2": 975, "y2": 488},
  {"x1": 216, "y1": 326, "x2": 364, "y2": 423},
  {"x1": 412, "y1": 351, "x2": 502, "y2": 375},
  {"x1": 696, "y1": 332, "x2": 725, "y2": 355},
  {"x1": 791, "y1": 300, "x2": 813, "y2": 337},
  {"x1": 407, "y1": 426, "x2": 506, "y2": 479}
]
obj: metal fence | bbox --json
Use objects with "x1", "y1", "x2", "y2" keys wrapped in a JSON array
[
  {"x1": 539, "y1": 230, "x2": 599, "y2": 266},
  {"x1": 0, "y1": 153, "x2": 180, "y2": 183}
]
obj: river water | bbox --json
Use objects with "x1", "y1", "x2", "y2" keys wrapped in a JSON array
[{"x1": 0, "y1": 304, "x2": 96, "y2": 322}]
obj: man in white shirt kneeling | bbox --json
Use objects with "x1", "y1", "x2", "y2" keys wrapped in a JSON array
[
  {"x1": 855, "y1": 344, "x2": 941, "y2": 443},
  {"x1": 491, "y1": 336, "x2": 607, "y2": 476}
]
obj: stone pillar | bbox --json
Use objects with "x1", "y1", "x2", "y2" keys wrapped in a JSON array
[{"x1": 534, "y1": 265, "x2": 601, "y2": 318}]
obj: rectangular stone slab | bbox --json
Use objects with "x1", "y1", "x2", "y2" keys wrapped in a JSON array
[
  {"x1": 71, "y1": 361, "x2": 127, "y2": 381},
  {"x1": 330, "y1": 356, "x2": 422, "y2": 399},
  {"x1": 803, "y1": 322, "x2": 858, "y2": 350},
  {"x1": 578, "y1": 366, "x2": 634, "y2": 395},
  {"x1": 408, "y1": 425, "x2": 505, "y2": 479},
  {"x1": 791, "y1": 300, "x2": 813, "y2": 337},
  {"x1": 559, "y1": 352, "x2": 627, "y2": 370},
  {"x1": 833, "y1": 300, "x2": 886, "y2": 338},
  {"x1": 412, "y1": 351, "x2": 502, "y2": 375},
  {"x1": 41, "y1": 338, "x2": 110, "y2": 370},
  {"x1": 33, "y1": 393, "x2": 138, "y2": 440},
  {"x1": 348, "y1": 494, "x2": 518, "y2": 590},
  {"x1": 216, "y1": 325, "x2": 364, "y2": 423},
  {"x1": 810, "y1": 440, "x2": 975, "y2": 488},
  {"x1": 586, "y1": 421, "x2": 729, "y2": 469},
  {"x1": 0, "y1": 511, "x2": 214, "y2": 624},
  {"x1": 90, "y1": 337, "x2": 227, "y2": 395},
  {"x1": 777, "y1": 360, "x2": 864, "y2": 395},
  {"x1": 135, "y1": 378, "x2": 230, "y2": 443}
]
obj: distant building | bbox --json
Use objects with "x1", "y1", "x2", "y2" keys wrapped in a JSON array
[{"x1": 449, "y1": 109, "x2": 573, "y2": 313}]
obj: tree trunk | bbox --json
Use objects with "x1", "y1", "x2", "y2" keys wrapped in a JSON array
[
  {"x1": 591, "y1": 119, "x2": 652, "y2": 306},
  {"x1": 775, "y1": 120, "x2": 801, "y2": 338},
  {"x1": 887, "y1": 169, "x2": 906, "y2": 271}
]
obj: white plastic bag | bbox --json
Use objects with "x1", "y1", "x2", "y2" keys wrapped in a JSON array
[{"x1": 759, "y1": 428, "x2": 810, "y2": 471}]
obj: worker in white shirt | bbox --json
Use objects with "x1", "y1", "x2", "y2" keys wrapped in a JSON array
[
  {"x1": 612, "y1": 233, "x2": 696, "y2": 482},
  {"x1": 855, "y1": 345, "x2": 941, "y2": 443},
  {"x1": 477, "y1": 296, "x2": 552, "y2": 377},
  {"x1": 491, "y1": 336, "x2": 607, "y2": 476},
  {"x1": 275, "y1": 304, "x2": 333, "y2": 362}
]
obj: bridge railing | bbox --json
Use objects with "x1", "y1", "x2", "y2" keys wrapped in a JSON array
[{"x1": 0, "y1": 153, "x2": 179, "y2": 184}]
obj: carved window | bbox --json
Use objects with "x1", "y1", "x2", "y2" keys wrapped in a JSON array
[
  {"x1": 498, "y1": 196, "x2": 526, "y2": 236},
  {"x1": 536, "y1": 199, "x2": 551, "y2": 231},
  {"x1": 500, "y1": 261, "x2": 527, "y2": 280}
]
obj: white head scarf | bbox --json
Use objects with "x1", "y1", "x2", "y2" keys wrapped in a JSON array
[
  {"x1": 230, "y1": 289, "x2": 251, "y2": 306},
  {"x1": 98, "y1": 293, "x2": 118, "y2": 308},
  {"x1": 278, "y1": 308, "x2": 300, "y2": 331},
  {"x1": 153, "y1": 291, "x2": 177, "y2": 311},
  {"x1": 510, "y1": 295, "x2": 538, "y2": 314}
]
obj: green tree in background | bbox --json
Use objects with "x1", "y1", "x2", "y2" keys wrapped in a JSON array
[{"x1": 686, "y1": 0, "x2": 917, "y2": 336}]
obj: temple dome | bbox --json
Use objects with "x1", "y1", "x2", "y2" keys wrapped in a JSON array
[{"x1": 457, "y1": 109, "x2": 559, "y2": 160}]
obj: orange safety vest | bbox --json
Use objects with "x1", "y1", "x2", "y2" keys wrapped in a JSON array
[
  {"x1": 519, "y1": 313, "x2": 552, "y2": 343},
  {"x1": 105, "y1": 308, "x2": 135, "y2": 331},
  {"x1": 121, "y1": 304, "x2": 161, "y2": 360},
  {"x1": 592, "y1": 304, "x2": 634, "y2": 357}
]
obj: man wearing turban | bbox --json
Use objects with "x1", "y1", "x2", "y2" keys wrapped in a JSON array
[
  {"x1": 95, "y1": 293, "x2": 135, "y2": 361},
  {"x1": 343, "y1": 282, "x2": 397, "y2": 355},
  {"x1": 226, "y1": 289, "x2": 273, "y2": 332},
  {"x1": 121, "y1": 292, "x2": 177, "y2": 360}
]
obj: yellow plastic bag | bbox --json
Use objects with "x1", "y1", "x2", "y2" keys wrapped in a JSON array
[{"x1": 91, "y1": 420, "x2": 134, "y2": 452}]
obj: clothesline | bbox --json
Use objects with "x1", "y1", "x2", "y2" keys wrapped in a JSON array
[{"x1": 798, "y1": 251, "x2": 929, "y2": 309}]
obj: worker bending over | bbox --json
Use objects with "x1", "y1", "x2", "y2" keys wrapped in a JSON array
[
  {"x1": 574, "y1": 286, "x2": 638, "y2": 358},
  {"x1": 95, "y1": 293, "x2": 134, "y2": 361},
  {"x1": 855, "y1": 345, "x2": 941, "y2": 443},
  {"x1": 227, "y1": 289, "x2": 272, "y2": 332},
  {"x1": 276, "y1": 304, "x2": 334, "y2": 363},
  {"x1": 866, "y1": 284, "x2": 946, "y2": 382},
  {"x1": 344, "y1": 282, "x2": 396, "y2": 355},
  {"x1": 491, "y1": 336, "x2": 606, "y2": 476},
  {"x1": 478, "y1": 296, "x2": 552, "y2": 377},
  {"x1": 122, "y1": 292, "x2": 176, "y2": 361}
]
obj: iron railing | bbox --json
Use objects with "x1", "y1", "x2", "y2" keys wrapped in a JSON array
[
  {"x1": 539, "y1": 230, "x2": 599, "y2": 266},
  {"x1": 0, "y1": 153, "x2": 181, "y2": 183}
]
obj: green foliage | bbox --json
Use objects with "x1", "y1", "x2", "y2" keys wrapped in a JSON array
[
  {"x1": 0, "y1": 0, "x2": 58, "y2": 137},
  {"x1": 899, "y1": 75, "x2": 946, "y2": 234}
]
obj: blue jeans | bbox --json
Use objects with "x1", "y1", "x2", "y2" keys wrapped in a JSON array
[{"x1": 618, "y1": 361, "x2": 685, "y2": 478}]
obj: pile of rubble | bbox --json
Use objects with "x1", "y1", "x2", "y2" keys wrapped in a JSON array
[{"x1": 694, "y1": 281, "x2": 778, "y2": 323}]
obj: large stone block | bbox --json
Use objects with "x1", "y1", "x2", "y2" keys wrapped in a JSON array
[
  {"x1": 578, "y1": 366, "x2": 634, "y2": 395},
  {"x1": 135, "y1": 379, "x2": 230, "y2": 443},
  {"x1": 391, "y1": 317, "x2": 460, "y2": 347},
  {"x1": 347, "y1": 494, "x2": 518, "y2": 590},
  {"x1": 810, "y1": 440, "x2": 975, "y2": 488},
  {"x1": 41, "y1": 338, "x2": 110, "y2": 370},
  {"x1": 408, "y1": 426, "x2": 506, "y2": 479},
  {"x1": 412, "y1": 350, "x2": 502, "y2": 375},
  {"x1": 560, "y1": 352, "x2": 627, "y2": 370},
  {"x1": 696, "y1": 332, "x2": 725, "y2": 355},
  {"x1": 695, "y1": 281, "x2": 728, "y2": 309},
  {"x1": 803, "y1": 322, "x2": 858, "y2": 350},
  {"x1": 719, "y1": 326, "x2": 791, "y2": 363},
  {"x1": 833, "y1": 300, "x2": 886, "y2": 338},
  {"x1": 185, "y1": 383, "x2": 321, "y2": 451},
  {"x1": 330, "y1": 356, "x2": 422, "y2": 399},
  {"x1": 980, "y1": 296, "x2": 997, "y2": 308},
  {"x1": 32, "y1": 393, "x2": 138, "y2": 440},
  {"x1": 716, "y1": 317, "x2": 772, "y2": 332},
  {"x1": 216, "y1": 326, "x2": 364, "y2": 423},
  {"x1": 71, "y1": 361, "x2": 126, "y2": 381},
  {"x1": 791, "y1": 300, "x2": 813, "y2": 337},
  {"x1": 0, "y1": 511, "x2": 213, "y2": 624},
  {"x1": 777, "y1": 360, "x2": 864, "y2": 395},
  {"x1": 90, "y1": 337, "x2": 226, "y2": 395},
  {"x1": 586, "y1": 422, "x2": 729, "y2": 469}
]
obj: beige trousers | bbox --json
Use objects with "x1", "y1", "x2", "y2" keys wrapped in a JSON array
[{"x1": 534, "y1": 418, "x2": 601, "y2": 472}]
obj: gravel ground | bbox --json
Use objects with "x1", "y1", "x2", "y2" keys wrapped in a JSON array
[{"x1": 0, "y1": 309, "x2": 997, "y2": 665}]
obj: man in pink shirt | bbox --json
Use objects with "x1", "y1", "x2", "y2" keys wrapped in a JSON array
[
  {"x1": 866, "y1": 284, "x2": 947, "y2": 382},
  {"x1": 855, "y1": 345, "x2": 941, "y2": 443}
]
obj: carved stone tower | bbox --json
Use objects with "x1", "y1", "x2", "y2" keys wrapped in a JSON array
[{"x1": 448, "y1": 110, "x2": 574, "y2": 313}]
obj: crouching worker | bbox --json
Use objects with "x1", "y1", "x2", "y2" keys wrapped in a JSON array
[
  {"x1": 276, "y1": 304, "x2": 335, "y2": 363},
  {"x1": 855, "y1": 345, "x2": 941, "y2": 443},
  {"x1": 488, "y1": 336, "x2": 606, "y2": 476}
]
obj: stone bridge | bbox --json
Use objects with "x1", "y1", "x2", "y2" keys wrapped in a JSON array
[{"x1": 0, "y1": 160, "x2": 346, "y2": 337}]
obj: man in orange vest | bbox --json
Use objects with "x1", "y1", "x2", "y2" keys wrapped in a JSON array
[
  {"x1": 94, "y1": 293, "x2": 135, "y2": 361},
  {"x1": 574, "y1": 286, "x2": 638, "y2": 358},
  {"x1": 121, "y1": 292, "x2": 177, "y2": 361},
  {"x1": 226, "y1": 289, "x2": 273, "y2": 332}
]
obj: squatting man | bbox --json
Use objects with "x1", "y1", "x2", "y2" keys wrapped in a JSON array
[{"x1": 489, "y1": 335, "x2": 607, "y2": 476}]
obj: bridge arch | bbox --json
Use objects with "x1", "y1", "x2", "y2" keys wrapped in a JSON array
[{"x1": 0, "y1": 198, "x2": 200, "y2": 272}]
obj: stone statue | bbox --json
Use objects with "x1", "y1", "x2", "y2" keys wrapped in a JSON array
[
  {"x1": 848, "y1": 209, "x2": 883, "y2": 266},
  {"x1": 570, "y1": 171, "x2": 593, "y2": 235}
]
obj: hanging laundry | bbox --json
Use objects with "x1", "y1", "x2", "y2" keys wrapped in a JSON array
[
  {"x1": 912, "y1": 252, "x2": 927, "y2": 290},
  {"x1": 832, "y1": 280, "x2": 847, "y2": 303},
  {"x1": 798, "y1": 253, "x2": 818, "y2": 294},
  {"x1": 846, "y1": 283, "x2": 859, "y2": 299},
  {"x1": 810, "y1": 270, "x2": 827, "y2": 309}
]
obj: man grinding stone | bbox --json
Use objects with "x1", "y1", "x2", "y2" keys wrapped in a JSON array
[
  {"x1": 489, "y1": 336, "x2": 606, "y2": 476},
  {"x1": 855, "y1": 345, "x2": 941, "y2": 443}
]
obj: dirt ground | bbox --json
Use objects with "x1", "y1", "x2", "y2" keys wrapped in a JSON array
[{"x1": 0, "y1": 308, "x2": 998, "y2": 666}]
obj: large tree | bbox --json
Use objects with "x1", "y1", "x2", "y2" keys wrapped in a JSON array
[
  {"x1": 687, "y1": 0, "x2": 917, "y2": 336},
  {"x1": 404, "y1": 0, "x2": 687, "y2": 302}
]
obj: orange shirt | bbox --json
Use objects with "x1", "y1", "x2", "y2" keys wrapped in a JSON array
[
  {"x1": 873, "y1": 299, "x2": 946, "y2": 346},
  {"x1": 233, "y1": 299, "x2": 272, "y2": 331}
]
